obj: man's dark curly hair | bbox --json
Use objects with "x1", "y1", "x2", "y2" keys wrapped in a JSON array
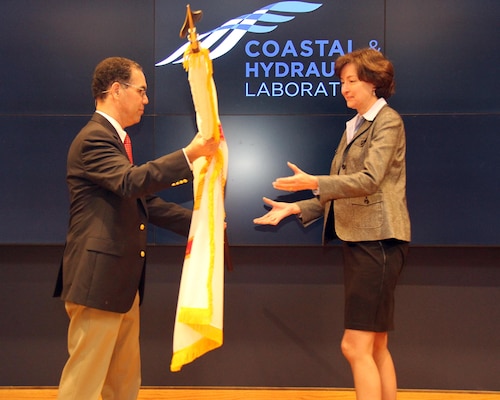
[{"x1": 92, "y1": 57, "x2": 142, "y2": 100}]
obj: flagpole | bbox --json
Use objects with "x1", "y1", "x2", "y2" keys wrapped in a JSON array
[
  {"x1": 170, "y1": 4, "x2": 231, "y2": 372},
  {"x1": 180, "y1": 4, "x2": 233, "y2": 272}
]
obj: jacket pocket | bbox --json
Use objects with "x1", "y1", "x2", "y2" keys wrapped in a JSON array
[
  {"x1": 350, "y1": 193, "x2": 383, "y2": 229},
  {"x1": 86, "y1": 237, "x2": 124, "y2": 257}
]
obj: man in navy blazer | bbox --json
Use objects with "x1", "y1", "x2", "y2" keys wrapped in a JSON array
[{"x1": 53, "y1": 57, "x2": 218, "y2": 400}]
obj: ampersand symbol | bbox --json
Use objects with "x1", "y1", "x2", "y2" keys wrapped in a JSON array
[{"x1": 369, "y1": 40, "x2": 381, "y2": 51}]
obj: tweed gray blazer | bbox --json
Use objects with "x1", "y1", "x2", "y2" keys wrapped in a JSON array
[{"x1": 297, "y1": 105, "x2": 411, "y2": 243}]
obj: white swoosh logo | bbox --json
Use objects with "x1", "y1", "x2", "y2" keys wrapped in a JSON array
[{"x1": 156, "y1": 1, "x2": 322, "y2": 66}]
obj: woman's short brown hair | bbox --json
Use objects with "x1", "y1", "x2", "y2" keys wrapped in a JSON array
[{"x1": 334, "y1": 48, "x2": 395, "y2": 99}]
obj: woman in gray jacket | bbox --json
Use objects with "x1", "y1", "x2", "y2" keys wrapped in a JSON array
[{"x1": 254, "y1": 48, "x2": 410, "y2": 400}]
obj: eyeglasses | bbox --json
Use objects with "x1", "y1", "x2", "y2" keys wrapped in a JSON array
[
  {"x1": 101, "y1": 82, "x2": 147, "y2": 98},
  {"x1": 120, "y1": 82, "x2": 148, "y2": 98}
]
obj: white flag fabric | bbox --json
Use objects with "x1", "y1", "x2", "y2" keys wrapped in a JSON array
[{"x1": 170, "y1": 37, "x2": 228, "y2": 372}]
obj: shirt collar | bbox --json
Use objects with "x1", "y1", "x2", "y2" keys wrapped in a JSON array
[
  {"x1": 345, "y1": 98, "x2": 387, "y2": 143},
  {"x1": 95, "y1": 110, "x2": 127, "y2": 143},
  {"x1": 362, "y1": 97, "x2": 387, "y2": 121}
]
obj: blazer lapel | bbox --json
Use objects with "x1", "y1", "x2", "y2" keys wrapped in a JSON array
[
  {"x1": 91, "y1": 113, "x2": 129, "y2": 160},
  {"x1": 350, "y1": 119, "x2": 371, "y2": 144},
  {"x1": 91, "y1": 113, "x2": 149, "y2": 217}
]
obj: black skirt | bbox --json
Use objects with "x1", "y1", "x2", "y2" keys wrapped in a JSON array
[{"x1": 342, "y1": 239, "x2": 409, "y2": 332}]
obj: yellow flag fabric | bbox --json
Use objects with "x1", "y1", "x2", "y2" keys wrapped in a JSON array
[{"x1": 170, "y1": 44, "x2": 227, "y2": 372}]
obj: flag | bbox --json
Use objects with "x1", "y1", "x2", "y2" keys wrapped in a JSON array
[{"x1": 170, "y1": 5, "x2": 228, "y2": 372}]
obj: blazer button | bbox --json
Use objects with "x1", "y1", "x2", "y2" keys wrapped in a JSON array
[
  {"x1": 341, "y1": 164, "x2": 346, "y2": 169},
  {"x1": 364, "y1": 197, "x2": 370, "y2": 204},
  {"x1": 139, "y1": 224, "x2": 145, "y2": 231},
  {"x1": 140, "y1": 250, "x2": 146, "y2": 258}
]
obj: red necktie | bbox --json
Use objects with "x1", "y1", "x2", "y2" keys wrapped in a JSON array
[{"x1": 124, "y1": 134, "x2": 133, "y2": 164}]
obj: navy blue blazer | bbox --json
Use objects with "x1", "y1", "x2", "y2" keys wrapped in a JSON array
[{"x1": 54, "y1": 113, "x2": 193, "y2": 313}]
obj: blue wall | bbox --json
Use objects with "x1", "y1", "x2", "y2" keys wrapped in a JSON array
[
  {"x1": 0, "y1": 0, "x2": 498, "y2": 245},
  {"x1": 0, "y1": 1, "x2": 499, "y2": 391},
  {"x1": 1, "y1": 245, "x2": 499, "y2": 390}
]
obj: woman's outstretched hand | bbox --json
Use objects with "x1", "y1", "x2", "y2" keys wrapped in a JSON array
[
  {"x1": 272, "y1": 161, "x2": 319, "y2": 192},
  {"x1": 253, "y1": 197, "x2": 301, "y2": 226}
]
